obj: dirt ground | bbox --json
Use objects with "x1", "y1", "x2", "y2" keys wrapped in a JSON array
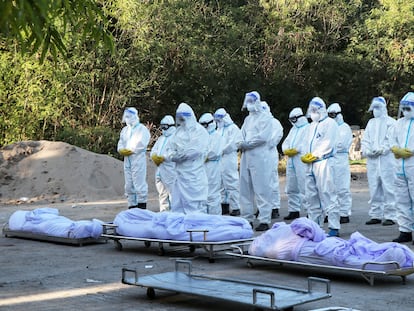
[{"x1": 1, "y1": 150, "x2": 414, "y2": 310}]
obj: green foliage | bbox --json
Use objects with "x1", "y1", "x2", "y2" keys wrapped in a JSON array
[
  {"x1": 1, "y1": 0, "x2": 414, "y2": 154},
  {"x1": 0, "y1": 0, "x2": 114, "y2": 62}
]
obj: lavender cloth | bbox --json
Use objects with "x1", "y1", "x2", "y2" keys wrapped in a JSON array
[
  {"x1": 8, "y1": 208, "x2": 103, "y2": 239},
  {"x1": 113, "y1": 208, "x2": 254, "y2": 241},
  {"x1": 249, "y1": 217, "x2": 414, "y2": 269}
]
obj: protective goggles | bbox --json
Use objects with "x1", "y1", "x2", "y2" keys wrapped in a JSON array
[
  {"x1": 200, "y1": 119, "x2": 214, "y2": 128},
  {"x1": 289, "y1": 115, "x2": 304, "y2": 123},
  {"x1": 328, "y1": 112, "x2": 339, "y2": 118},
  {"x1": 214, "y1": 113, "x2": 225, "y2": 120},
  {"x1": 160, "y1": 124, "x2": 174, "y2": 130},
  {"x1": 402, "y1": 106, "x2": 412, "y2": 112}
]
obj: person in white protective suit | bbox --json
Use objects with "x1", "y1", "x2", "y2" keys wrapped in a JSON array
[
  {"x1": 391, "y1": 92, "x2": 414, "y2": 243},
  {"x1": 327, "y1": 103, "x2": 353, "y2": 224},
  {"x1": 117, "y1": 107, "x2": 151, "y2": 209},
  {"x1": 261, "y1": 101, "x2": 283, "y2": 219},
  {"x1": 281, "y1": 107, "x2": 309, "y2": 220},
  {"x1": 214, "y1": 108, "x2": 243, "y2": 215},
  {"x1": 238, "y1": 91, "x2": 274, "y2": 231},
  {"x1": 150, "y1": 115, "x2": 177, "y2": 212},
  {"x1": 166, "y1": 103, "x2": 209, "y2": 214},
  {"x1": 301, "y1": 97, "x2": 340, "y2": 237},
  {"x1": 361, "y1": 96, "x2": 397, "y2": 226},
  {"x1": 199, "y1": 113, "x2": 223, "y2": 215}
]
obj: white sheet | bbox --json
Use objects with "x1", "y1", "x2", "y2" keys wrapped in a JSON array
[
  {"x1": 113, "y1": 208, "x2": 254, "y2": 241},
  {"x1": 8, "y1": 208, "x2": 103, "y2": 239}
]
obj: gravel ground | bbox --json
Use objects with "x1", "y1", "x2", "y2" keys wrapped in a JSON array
[{"x1": 1, "y1": 174, "x2": 414, "y2": 311}]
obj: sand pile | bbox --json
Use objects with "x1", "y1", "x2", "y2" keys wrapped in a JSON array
[{"x1": 0, "y1": 141, "x2": 127, "y2": 204}]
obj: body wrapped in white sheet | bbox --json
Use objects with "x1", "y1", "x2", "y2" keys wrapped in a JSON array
[
  {"x1": 113, "y1": 208, "x2": 254, "y2": 241},
  {"x1": 249, "y1": 217, "x2": 414, "y2": 270},
  {"x1": 8, "y1": 208, "x2": 103, "y2": 239}
]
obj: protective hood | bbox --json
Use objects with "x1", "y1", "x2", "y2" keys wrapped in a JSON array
[
  {"x1": 327, "y1": 103, "x2": 344, "y2": 124},
  {"x1": 176, "y1": 102, "x2": 197, "y2": 128},
  {"x1": 288, "y1": 107, "x2": 308, "y2": 127},
  {"x1": 368, "y1": 96, "x2": 387, "y2": 118},
  {"x1": 306, "y1": 97, "x2": 327, "y2": 122},
  {"x1": 261, "y1": 101, "x2": 272, "y2": 116},
  {"x1": 242, "y1": 91, "x2": 261, "y2": 112},
  {"x1": 400, "y1": 92, "x2": 414, "y2": 119},
  {"x1": 199, "y1": 112, "x2": 216, "y2": 133},
  {"x1": 122, "y1": 107, "x2": 139, "y2": 126},
  {"x1": 160, "y1": 115, "x2": 176, "y2": 137}
]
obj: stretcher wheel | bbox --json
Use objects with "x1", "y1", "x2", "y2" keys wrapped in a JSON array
[
  {"x1": 158, "y1": 248, "x2": 165, "y2": 256},
  {"x1": 189, "y1": 245, "x2": 196, "y2": 252},
  {"x1": 247, "y1": 261, "x2": 254, "y2": 268},
  {"x1": 208, "y1": 258, "x2": 215, "y2": 263},
  {"x1": 144, "y1": 241, "x2": 151, "y2": 248},
  {"x1": 114, "y1": 240, "x2": 123, "y2": 251},
  {"x1": 146, "y1": 287, "x2": 155, "y2": 299}
]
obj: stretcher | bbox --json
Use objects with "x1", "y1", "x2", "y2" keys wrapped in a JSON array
[
  {"x1": 122, "y1": 259, "x2": 332, "y2": 310},
  {"x1": 2, "y1": 224, "x2": 106, "y2": 247},
  {"x1": 101, "y1": 223, "x2": 253, "y2": 263},
  {"x1": 227, "y1": 243, "x2": 414, "y2": 286}
]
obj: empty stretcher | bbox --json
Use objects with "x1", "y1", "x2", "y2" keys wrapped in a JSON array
[
  {"x1": 2, "y1": 224, "x2": 106, "y2": 247},
  {"x1": 101, "y1": 223, "x2": 253, "y2": 263},
  {"x1": 228, "y1": 243, "x2": 414, "y2": 286},
  {"x1": 122, "y1": 259, "x2": 332, "y2": 311}
]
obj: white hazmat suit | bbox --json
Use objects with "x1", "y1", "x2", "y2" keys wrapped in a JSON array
[
  {"x1": 391, "y1": 92, "x2": 414, "y2": 243},
  {"x1": 199, "y1": 113, "x2": 223, "y2": 215},
  {"x1": 302, "y1": 97, "x2": 340, "y2": 236},
  {"x1": 150, "y1": 115, "x2": 177, "y2": 212},
  {"x1": 166, "y1": 103, "x2": 209, "y2": 214},
  {"x1": 238, "y1": 91, "x2": 274, "y2": 231},
  {"x1": 327, "y1": 103, "x2": 353, "y2": 223},
  {"x1": 117, "y1": 107, "x2": 150, "y2": 209},
  {"x1": 214, "y1": 108, "x2": 243, "y2": 215},
  {"x1": 262, "y1": 101, "x2": 283, "y2": 218},
  {"x1": 361, "y1": 96, "x2": 397, "y2": 225},
  {"x1": 282, "y1": 108, "x2": 309, "y2": 220}
]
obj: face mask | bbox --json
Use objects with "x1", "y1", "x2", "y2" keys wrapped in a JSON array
[
  {"x1": 247, "y1": 103, "x2": 256, "y2": 112},
  {"x1": 403, "y1": 107, "x2": 414, "y2": 119},
  {"x1": 373, "y1": 108, "x2": 383, "y2": 118},
  {"x1": 310, "y1": 112, "x2": 320, "y2": 122}
]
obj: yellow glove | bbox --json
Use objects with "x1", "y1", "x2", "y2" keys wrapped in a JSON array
[
  {"x1": 391, "y1": 146, "x2": 413, "y2": 159},
  {"x1": 151, "y1": 154, "x2": 164, "y2": 166},
  {"x1": 391, "y1": 146, "x2": 402, "y2": 159},
  {"x1": 301, "y1": 153, "x2": 318, "y2": 164},
  {"x1": 119, "y1": 148, "x2": 133, "y2": 156},
  {"x1": 284, "y1": 148, "x2": 299, "y2": 157},
  {"x1": 400, "y1": 148, "x2": 413, "y2": 159}
]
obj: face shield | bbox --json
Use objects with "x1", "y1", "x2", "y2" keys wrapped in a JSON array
[
  {"x1": 175, "y1": 111, "x2": 192, "y2": 126},
  {"x1": 122, "y1": 107, "x2": 139, "y2": 126},
  {"x1": 306, "y1": 97, "x2": 326, "y2": 122},
  {"x1": 214, "y1": 108, "x2": 227, "y2": 128},
  {"x1": 242, "y1": 91, "x2": 261, "y2": 112},
  {"x1": 368, "y1": 97, "x2": 387, "y2": 118}
]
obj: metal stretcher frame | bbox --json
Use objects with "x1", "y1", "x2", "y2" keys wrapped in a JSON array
[
  {"x1": 227, "y1": 243, "x2": 414, "y2": 286},
  {"x1": 122, "y1": 259, "x2": 332, "y2": 311},
  {"x1": 101, "y1": 223, "x2": 253, "y2": 263},
  {"x1": 2, "y1": 224, "x2": 106, "y2": 247}
]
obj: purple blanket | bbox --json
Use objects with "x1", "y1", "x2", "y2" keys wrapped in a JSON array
[
  {"x1": 249, "y1": 217, "x2": 414, "y2": 269},
  {"x1": 113, "y1": 208, "x2": 254, "y2": 241}
]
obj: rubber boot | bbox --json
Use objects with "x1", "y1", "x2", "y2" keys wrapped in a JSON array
[
  {"x1": 271, "y1": 209, "x2": 279, "y2": 219},
  {"x1": 392, "y1": 231, "x2": 412, "y2": 243},
  {"x1": 137, "y1": 202, "x2": 147, "y2": 209},
  {"x1": 284, "y1": 211, "x2": 300, "y2": 220},
  {"x1": 221, "y1": 203, "x2": 230, "y2": 215},
  {"x1": 128, "y1": 205, "x2": 138, "y2": 209}
]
